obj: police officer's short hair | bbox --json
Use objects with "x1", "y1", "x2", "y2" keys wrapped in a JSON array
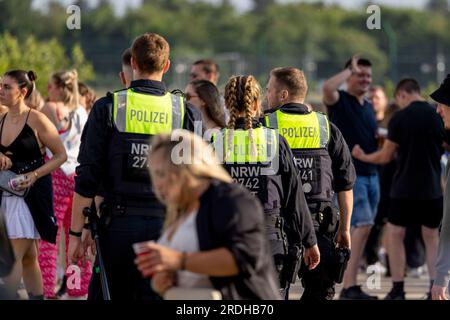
[
  {"x1": 192, "y1": 59, "x2": 220, "y2": 76},
  {"x1": 270, "y1": 67, "x2": 308, "y2": 100},
  {"x1": 121, "y1": 48, "x2": 132, "y2": 67},
  {"x1": 131, "y1": 33, "x2": 170, "y2": 74},
  {"x1": 395, "y1": 78, "x2": 421, "y2": 95}
]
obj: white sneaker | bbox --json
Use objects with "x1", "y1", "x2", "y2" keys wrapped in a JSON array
[{"x1": 408, "y1": 266, "x2": 425, "y2": 278}]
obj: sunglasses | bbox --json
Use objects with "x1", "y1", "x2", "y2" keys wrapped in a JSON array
[{"x1": 185, "y1": 93, "x2": 199, "y2": 101}]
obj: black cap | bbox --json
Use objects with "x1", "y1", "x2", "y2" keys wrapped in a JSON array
[{"x1": 430, "y1": 74, "x2": 450, "y2": 106}]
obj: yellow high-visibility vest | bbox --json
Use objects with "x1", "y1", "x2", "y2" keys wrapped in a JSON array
[
  {"x1": 113, "y1": 89, "x2": 184, "y2": 135},
  {"x1": 265, "y1": 110, "x2": 329, "y2": 149},
  {"x1": 214, "y1": 126, "x2": 278, "y2": 163}
]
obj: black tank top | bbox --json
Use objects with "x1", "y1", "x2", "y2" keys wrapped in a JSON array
[{"x1": 0, "y1": 109, "x2": 45, "y2": 174}]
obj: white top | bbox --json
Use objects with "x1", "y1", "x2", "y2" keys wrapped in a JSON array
[
  {"x1": 47, "y1": 106, "x2": 88, "y2": 176},
  {"x1": 158, "y1": 211, "x2": 213, "y2": 289}
]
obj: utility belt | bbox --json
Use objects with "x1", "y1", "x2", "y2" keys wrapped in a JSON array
[
  {"x1": 265, "y1": 213, "x2": 301, "y2": 288},
  {"x1": 265, "y1": 213, "x2": 285, "y2": 241},
  {"x1": 308, "y1": 202, "x2": 339, "y2": 235},
  {"x1": 109, "y1": 205, "x2": 165, "y2": 218},
  {"x1": 97, "y1": 203, "x2": 165, "y2": 231}
]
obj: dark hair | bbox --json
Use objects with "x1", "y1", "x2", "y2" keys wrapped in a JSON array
[
  {"x1": 78, "y1": 82, "x2": 96, "y2": 113},
  {"x1": 270, "y1": 67, "x2": 308, "y2": 100},
  {"x1": 3, "y1": 70, "x2": 37, "y2": 99},
  {"x1": 121, "y1": 48, "x2": 132, "y2": 67},
  {"x1": 193, "y1": 59, "x2": 220, "y2": 75},
  {"x1": 344, "y1": 58, "x2": 372, "y2": 69},
  {"x1": 190, "y1": 80, "x2": 225, "y2": 128},
  {"x1": 395, "y1": 78, "x2": 421, "y2": 95},
  {"x1": 131, "y1": 33, "x2": 170, "y2": 74}
]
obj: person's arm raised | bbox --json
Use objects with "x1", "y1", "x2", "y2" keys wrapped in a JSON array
[{"x1": 322, "y1": 54, "x2": 361, "y2": 106}]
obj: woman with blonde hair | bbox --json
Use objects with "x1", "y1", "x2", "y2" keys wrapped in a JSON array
[
  {"x1": 25, "y1": 89, "x2": 45, "y2": 111},
  {"x1": 40, "y1": 70, "x2": 90, "y2": 299},
  {"x1": 134, "y1": 129, "x2": 280, "y2": 300}
]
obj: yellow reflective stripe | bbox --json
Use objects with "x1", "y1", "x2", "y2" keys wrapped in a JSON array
[
  {"x1": 276, "y1": 111, "x2": 322, "y2": 149},
  {"x1": 223, "y1": 127, "x2": 271, "y2": 163},
  {"x1": 113, "y1": 90, "x2": 174, "y2": 134}
]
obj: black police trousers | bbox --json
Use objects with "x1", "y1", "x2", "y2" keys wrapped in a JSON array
[
  {"x1": 300, "y1": 203, "x2": 338, "y2": 301},
  {"x1": 88, "y1": 214, "x2": 163, "y2": 300}
]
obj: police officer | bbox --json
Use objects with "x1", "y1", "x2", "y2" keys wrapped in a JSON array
[
  {"x1": 68, "y1": 33, "x2": 202, "y2": 300},
  {"x1": 264, "y1": 67, "x2": 355, "y2": 300},
  {"x1": 213, "y1": 75, "x2": 320, "y2": 299}
]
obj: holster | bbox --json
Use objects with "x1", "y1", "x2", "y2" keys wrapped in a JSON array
[
  {"x1": 280, "y1": 245, "x2": 303, "y2": 285},
  {"x1": 332, "y1": 247, "x2": 351, "y2": 283},
  {"x1": 98, "y1": 203, "x2": 112, "y2": 230},
  {"x1": 309, "y1": 203, "x2": 339, "y2": 234}
]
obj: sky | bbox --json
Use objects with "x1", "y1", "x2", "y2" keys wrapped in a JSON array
[{"x1": 32, "y1": 0, "x2": 430, "y2": 14}]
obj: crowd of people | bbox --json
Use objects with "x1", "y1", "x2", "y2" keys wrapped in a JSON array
[{"x1": 0, "y1": 31, "x2": 449, "y2": 301}]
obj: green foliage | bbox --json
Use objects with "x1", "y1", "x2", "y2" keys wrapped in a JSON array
[
  {"x1": 0, "y1": 33, "x2": 95, "y2": 94},
  {"x1": 0, "y1": 0, "x2": 449, "y2": 92}
]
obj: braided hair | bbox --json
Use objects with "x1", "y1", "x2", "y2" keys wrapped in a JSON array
[{"x1": 224, "y1": 75, "x2": 262, "y2": 160}]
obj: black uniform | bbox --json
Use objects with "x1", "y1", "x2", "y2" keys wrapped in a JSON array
[
  {"x1": 75, "y1": 80, "x2": 202, "y2": 300},
  {"x1": 265, "y1": 103, "x2": 355, "y2": 300},
  {"x1": 213, "y1": 118, "x2": 317, "y2": 298}
]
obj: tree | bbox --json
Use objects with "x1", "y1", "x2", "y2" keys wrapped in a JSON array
[
  {"x1": 427, "y1": 0, "x2": 449, "y2": 11},
  {"x1": 252, "y1": 0, "x2": 276, "y2": 14},
  {"x1": 0, "y1": 33, "x2": 95, "y2": 94}
]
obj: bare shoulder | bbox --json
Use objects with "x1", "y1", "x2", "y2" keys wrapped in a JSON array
[
  {"x1": 41, "y1": 101, "x2": 58, "y2": 114},
  {"x1": 28, "y1": 109, "x2": 54, "y2": 129},
  {"x1": 0, "y1": 105, "x2": 8, "y2": 116}
]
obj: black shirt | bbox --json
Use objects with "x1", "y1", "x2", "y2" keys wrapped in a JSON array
[
  {"x1": 221, "y1": 118, "x2": 317, "y2": 249},
  {"x1": 265, "y1": 103, "x2": 356, "y2": 194},
  {"x1": 196, "y1": 180, "x2": 281, "y2": 300},
  {"x1": 388, "y1": 101, "x2": 446, "y2": 200},
  {"x1": 327, "y1": 90, "x2": 378, "y2": 176},
  {"x1": 75, "y1": 79, "x2": 203, "y2": 199}
]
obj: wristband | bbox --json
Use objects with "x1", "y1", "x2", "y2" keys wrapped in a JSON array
[{"x1": 69, "y1": 229, "x2": 82, "y2": 237}]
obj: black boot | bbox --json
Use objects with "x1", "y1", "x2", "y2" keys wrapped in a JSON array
[{"x1": 28, "y1": 293, "x2": 44, "y2": 300}]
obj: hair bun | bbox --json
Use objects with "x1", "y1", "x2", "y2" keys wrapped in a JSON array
[{"x1": 27, "y1": 71, "x2": 37, "y2": 82}]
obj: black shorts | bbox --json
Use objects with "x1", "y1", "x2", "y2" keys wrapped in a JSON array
[{"x1": 388, "y1": 197, "x2": 443, "y2": 229}]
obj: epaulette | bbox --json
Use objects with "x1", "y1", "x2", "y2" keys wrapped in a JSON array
[{"x1": 170, "y1": 89, "x2": 184, "y2": 97}]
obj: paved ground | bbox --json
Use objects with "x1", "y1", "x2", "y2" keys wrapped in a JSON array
[
  {"x1": 289, "y1": 265, "x2": 431, "y2": 300},
  {"x1": 14, "y1": 264, "x2": 432, "y2": 300}
]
